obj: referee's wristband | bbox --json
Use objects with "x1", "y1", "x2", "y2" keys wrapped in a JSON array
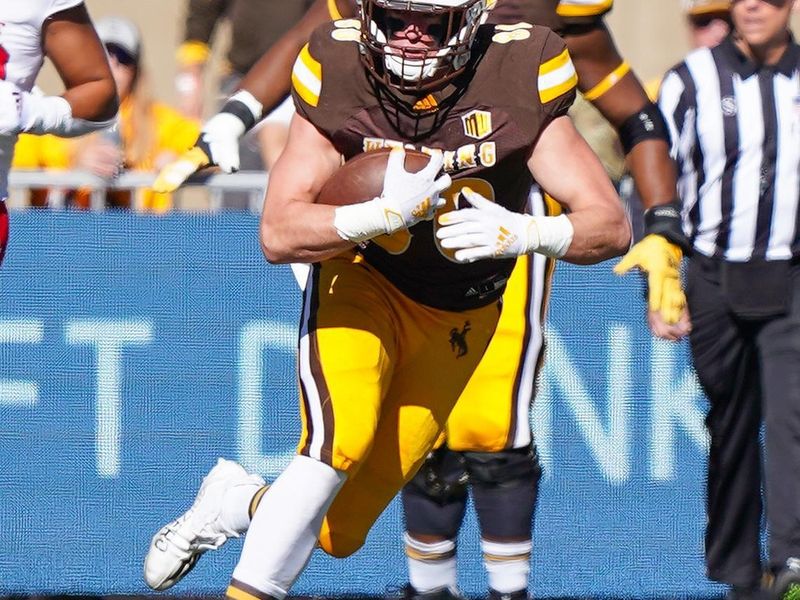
[{"x1": 643, "y1": 201, "x2": 692, "y2": 254}]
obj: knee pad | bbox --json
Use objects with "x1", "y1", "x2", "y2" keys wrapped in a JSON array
[
  {"x1": 464, "y1": 444, "x2": 542, "y2": 487},
  {"x1": 465, "y1": 445, "x2": 541, "y2": 539},
  {"x1": 403, "y1": 447, "x2": 469, "y2": 538},
  {"x1": 406, "y1": 446, "x2": 469, "y2": 502}
]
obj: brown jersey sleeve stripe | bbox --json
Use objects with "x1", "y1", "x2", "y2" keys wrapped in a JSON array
[
  {"x1": 292, "y1": 44, "x2": 322, "y2": 107},
  {"x1": 538, "y1": 48, "x2": 578, "y2": 104},
  {"x1": 556, "y1": 0, "x2": 613, "y2": 17}
]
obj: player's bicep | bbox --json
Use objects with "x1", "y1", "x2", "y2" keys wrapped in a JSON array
[
  {"x1": 527, "y1": 115, "x2": 618, "y2": 214},
  {"x1": 565, "y1": 24, "x2": 649, "y2": 125},
  {"x1": 43, "y1": 4, "x2": 117, "y2": 120},
  {"x1": 566, "y1": 24, "x2": 624, "y2": 89}
]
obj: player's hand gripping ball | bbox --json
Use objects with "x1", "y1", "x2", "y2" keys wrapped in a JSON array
[
  {"x1": 317, "y1": 147, "x2": 437, "y2": 207},
  {"x1": 319, "y1": 147, "x2": 450, "y2": 244}
]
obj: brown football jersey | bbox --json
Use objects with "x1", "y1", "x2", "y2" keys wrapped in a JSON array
[
  {"x1": 330, "y1": 0, "x2": 613, "y2": 33},
  {"x1": 291, "y1": 20, "x2": 576, "y2": 311}
]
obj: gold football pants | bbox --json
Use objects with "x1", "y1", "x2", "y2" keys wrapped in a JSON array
[
  {"x1": 296, "y1": 251, "x2": 500, "y2": 557},
  {"x1": 444, "y1": 190, "x2": 557, "y2": 452},
  {"x1": 444, "y1": 251, "x2": 554, "y2": 452}
]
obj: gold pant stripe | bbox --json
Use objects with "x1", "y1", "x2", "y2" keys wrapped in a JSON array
[
  {"x1": 540, "y1": 194, "x2": 560, "y2": 323},
  {"x1": 298, "y1": 264, "x2": 335, "y2": 465},
  {"x1": 505, "y1": 254, "x2": 535, "y2": 449},
  {"x1": 227, "y1": 579, "x2": 274, "y2": 600},
  {"x1": 540, "y1": 256, "x2": 557, "y2": 323},
  {"x1": 248, "y1": 485, "x2": 269, "y2": 520},
  {"x1": 505, "y1": 190, "x2": 554, "y2": 449}
]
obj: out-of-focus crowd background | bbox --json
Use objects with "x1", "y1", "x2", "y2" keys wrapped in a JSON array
[{"x1": 8, "y1": 0, "x2": 800, "y2": 214}]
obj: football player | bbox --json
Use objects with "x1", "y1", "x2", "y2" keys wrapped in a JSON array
[
  {"x1": 0, "y1": 0, "x2": 118, "y2": 266},
  {"x1": 148, "y1": 1, "x2": 685, "y2": 598},
  {"x1": 143, "y1": 1, "x2": 630, "y2": 598}
]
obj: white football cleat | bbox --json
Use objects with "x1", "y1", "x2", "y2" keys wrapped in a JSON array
[{"x1": 143, "y1": 458, "x2": 265, "y2": 590}]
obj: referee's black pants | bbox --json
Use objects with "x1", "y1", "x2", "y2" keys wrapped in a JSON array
[{"x1": 687, "y1": 255, "x2": 800, "y2": 587}]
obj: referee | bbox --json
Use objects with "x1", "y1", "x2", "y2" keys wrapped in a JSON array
[{"x1": 658, "y1": 1, "x2": 800, "y2": 598}]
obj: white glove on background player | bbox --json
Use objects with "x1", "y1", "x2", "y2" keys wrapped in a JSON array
[
  {"x1": 334, "y1": 148, "x2": 451, "y2": 243},
  {"x1": 196, "y1": 112, "x2": 247, "y2": 173},
  {"x1": 0, "y1": 80, "x2": 114, "y2": 138},
  {"x1": 153, "y1": 90, "x2": 263, "y2": 193},
  {"x1": 436, "y1": 187, "x2": 574, "y2": 262},
  {"x1": 151, "y1": 112, "x2": 243, "y2": 193}
]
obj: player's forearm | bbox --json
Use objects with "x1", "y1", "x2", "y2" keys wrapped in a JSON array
[
  {"x1": 624, "y1": 139, "x2": 678, "y2": 209},
  {"x1": 568, "y1": 24, "x2": 678, "y2": 210},
  {"x1": 15, "y1": 82, "x2": 118, "y2": 138},
  {"x1": 561, "y1": 205, "x2": 631, "y2": 264},
  {"x1": 238, "y1": 0, "x2": 332, "y2": 116},
  {"x1": 589, "y1": 82, "x2": 678, "y2": 209},
  {"x1": 184, "y1": 0, "x2": 227, "y2": 47},
  {"x1": 260, "y1": 201, "x2": 355, "y2": 264},
  {"x1": 237, "y1": 41, "x2": 296, "y2": 118},
  {"x1": 62, "y1": 78, "x2": 118, "y2": 122}
]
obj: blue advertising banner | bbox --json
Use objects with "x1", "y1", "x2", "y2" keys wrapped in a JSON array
[{"x1": 0, "y1": 212, "x2": 716, "y2": 598}]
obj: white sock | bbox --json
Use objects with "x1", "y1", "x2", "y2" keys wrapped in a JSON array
[
  {"x1": 231, "y1": 455, "x2": 346, "y2": 598},
  {"x1": 405, "y1": 533, "x2": 458, "y2": 593},
  {"x1": 481, "y1": 539, "x2": 532, "y2": 594},
  {"x1": 220, "y1": 481, "x2": 264, "y2": 535}
]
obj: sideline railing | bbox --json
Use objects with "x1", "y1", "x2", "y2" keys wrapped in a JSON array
[{"x1": 8, "y1": 169, "x2": 269, "y2": 212}]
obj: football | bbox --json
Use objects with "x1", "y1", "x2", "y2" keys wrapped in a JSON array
[{"x1": 316, "y1": 147, "x2": 434, "y2": 206}]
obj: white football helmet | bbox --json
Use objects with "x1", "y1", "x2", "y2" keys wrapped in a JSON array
[{"x1": 359, "y1": 0, "x2": 490, "y2": 93}]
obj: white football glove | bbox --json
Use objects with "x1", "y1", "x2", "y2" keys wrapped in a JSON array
[
  {"x1": 152, "y1": 112, "x2": 244, "y2": 193},
  {"x1": 153, "y1": 90, "x2": 263, "y2": 193},
  {"x1": 0, "y1": 81, "x2": 115, "y2": 138},
  {"x1": 333, "y1": 148, "x2": 451, "y2": 243},
  {"x1": 436, "y1": 187, "x2": 574, "y2": 263},
  {"x1": 196, "y1": 112, "x2": 246, "y2": 173},
  {"x1": 377, "y1": 147, "x2": 450, "y2": 229}
]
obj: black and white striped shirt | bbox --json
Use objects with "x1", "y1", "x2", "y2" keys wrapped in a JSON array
[{"x1": 659, "y1": 36, "x2": 800, "y2": 262}]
